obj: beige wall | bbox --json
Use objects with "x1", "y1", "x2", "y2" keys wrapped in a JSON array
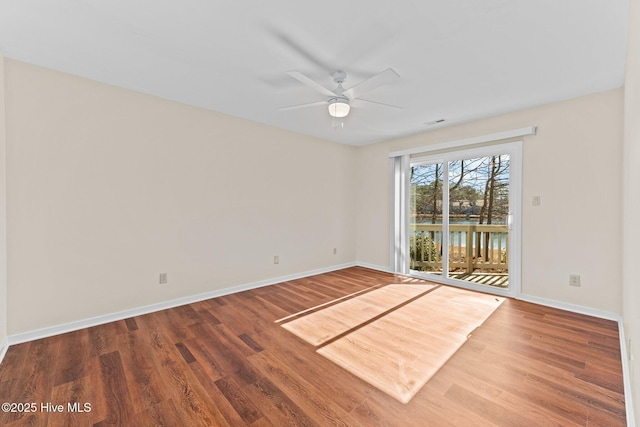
[
  {"x1": 356, "y1": 89, "x2": 623, "y2": 314},
  {"x1": 0, "y1": 53, "x2": 7, "y2": 346},
  {"x1": 624, "y1": 0, "x2": 640, "y2": 422},
  {"x1": 4, "y1": 59, "x2": 356, "y2": 334}
]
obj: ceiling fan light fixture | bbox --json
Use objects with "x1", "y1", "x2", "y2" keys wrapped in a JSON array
[{"x1": 328, "y1": 97, "x2": 350, "y2": 118}]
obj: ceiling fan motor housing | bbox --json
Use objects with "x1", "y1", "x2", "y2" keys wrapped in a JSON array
[{"x1": 332, "y1": 70, "x2": 347, "y2": 84}]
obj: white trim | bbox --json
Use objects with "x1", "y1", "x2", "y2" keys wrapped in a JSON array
[
  {"x1": 0, "y1": 337, "x2": 8, "y2": 365},
  {"x1": 618, "y1": 319, "x2": 637, "y2": 427},
  {"x1": 356, "y1": 262, "x2": 393, "y2": 273},
  {"x1": 388, "y1": 126, "x2": 536, "y2": 158},
  {"x1": 442, "y1": 161, "x2": 450, "y2": 279},
  {"x1": 7, "y1": 262, "x2": 356, "y2": 346},
  {"x1": 508, "y1": 141, "x2": 524, "y2": 300},
  {"x1": 391, "y1": 155, "x2": 410, "y2": 274},
  {"x1": 517, "y1": 294, "x2": 619, "y2": 321}
]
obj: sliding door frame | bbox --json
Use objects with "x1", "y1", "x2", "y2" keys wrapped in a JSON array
[{"x1": 397, "y1": 140, "x2": 522, "y2": 298}]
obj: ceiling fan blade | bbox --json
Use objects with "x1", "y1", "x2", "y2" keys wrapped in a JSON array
[
  {"x1": 286, "y1": 71, "x2": 336, "y2": 97},
  {"x1": 351, "y1": 98, "x2": 403, "y2": 111},
  {"x1": 343, "y1": 68, "x2": 400, "y2": 99},
  {"x1": 273, "y1": 30, "x2": 332, "y2": 72},
  {"x1": 278, "y1": 100, "x2": 327, "y2": 111}
]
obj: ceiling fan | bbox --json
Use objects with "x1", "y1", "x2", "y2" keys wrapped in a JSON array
[{"x1": 278, "y1": 68, "x2": 402, "y2": 118}]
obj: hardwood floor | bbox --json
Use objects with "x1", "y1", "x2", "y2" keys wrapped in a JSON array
[{"x1": 0, "y1": 267, "x2": 626, "y2": 426}]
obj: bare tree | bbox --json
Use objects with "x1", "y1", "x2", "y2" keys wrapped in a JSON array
[{"x1": 477, "y1": 155, "x2": 509, "y2": 259}]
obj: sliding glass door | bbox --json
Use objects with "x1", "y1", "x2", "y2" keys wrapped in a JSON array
[{"x1": 405, "y1": 142, "x2": 521, "y2": 296}]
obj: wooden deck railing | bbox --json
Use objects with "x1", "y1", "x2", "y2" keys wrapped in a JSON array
[{"x1": 410, "y1": 224, "x2": 508, "y2": 273}]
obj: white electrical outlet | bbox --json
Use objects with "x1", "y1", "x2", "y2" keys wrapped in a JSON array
[
  {"x1": 274, "y1": 255, "x2": 279, "y2": 264},
  {"x1": 532, "y1": 195, "x2": 541, "y2": 206},
  {"x1": 159, "y1": 273, "x2": 168, "y2": 284},
  {"x1": 569, "y1": 274, "x2": 580, "y2": 287},
  {"x1": 333, "y1": 248, "x2": 337, "y2": 255}
]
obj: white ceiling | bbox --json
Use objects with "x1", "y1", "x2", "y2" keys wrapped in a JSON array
[{"x1": 0, "y1": 0, "x2": 629, "y2": 146}]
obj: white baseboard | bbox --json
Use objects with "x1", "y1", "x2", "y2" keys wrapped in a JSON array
[
  {"x1": 0, "y1": 337, "x2": 8, "y2": 365},
  {"x1": 516, "y1": 294, "x2": 620, "y2": 321},
  {"x1": 355, "y1": 262, "x2": 392, "y2": 273},
  {"x1": 7, "y1": 262, "x2": 357, "y2": 346},
  {"x1": 618, "y1": 319, "x2": 637, "y2": 427}
]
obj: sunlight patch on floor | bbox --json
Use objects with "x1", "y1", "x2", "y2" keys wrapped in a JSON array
[
  {"x1": 281, "y1": 284, "x2": 504, "y2": 403},
  {"x1": 281, "y1": 284, "x2": 436, "y2": 346}
]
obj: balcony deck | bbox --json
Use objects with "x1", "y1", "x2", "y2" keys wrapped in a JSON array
[
  {"x1": 411, "y1": 223, "x2": 510, "y2": 288},
  {"x1": 448, "y1": 271, "x2": 509, "y2": 288},
  {"x1": 415, "y1": 271, "x2": 509, "y2": 288}
]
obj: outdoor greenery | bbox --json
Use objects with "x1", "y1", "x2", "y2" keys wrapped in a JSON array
[{"x1": 409, "y1": 232, "x2": 438, "y2": 271}]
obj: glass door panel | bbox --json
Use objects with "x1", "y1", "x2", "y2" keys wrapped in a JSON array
[
  {"x1": 409, "y1": 163, "x2": 444, "y2": 276},
  {"x1": 447, "y1": 155, "x2": 510, "y2": 288}
]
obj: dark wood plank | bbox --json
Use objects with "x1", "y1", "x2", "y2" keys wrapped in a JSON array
[
  {"x1": 124, "y1": 318, "x2": 138, "y2": 332},
  {"x1": 245, "y1": 377, "x2": 319, "y2": 427},
  {"x1": 94, "y1": 351, "x2": 135, "y2": 427},
  {"x1": 133, "y1": 398, "x2": 184, "y2": 427},
  {"x1": 174, "y1": 342, "x2": 196, "y2": 364},
  {"x1": 49, "y1": 372, "x2": 104, "y2": 427},
  {"x1": 239, "y1": 333, "x2": 264, "y2": 353},
  {"x1": 185, "y1": 359, "x2": 248, "y2": 426},
  {"x1": 248, "y1": 351, "x2": 364, "y2": 426},
  {"x1": 214, "y1": 376, "x2": 263, "y2": 424},
  {"x1": 118, "y1": 331, "x2": 171, "y2": 416}
]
